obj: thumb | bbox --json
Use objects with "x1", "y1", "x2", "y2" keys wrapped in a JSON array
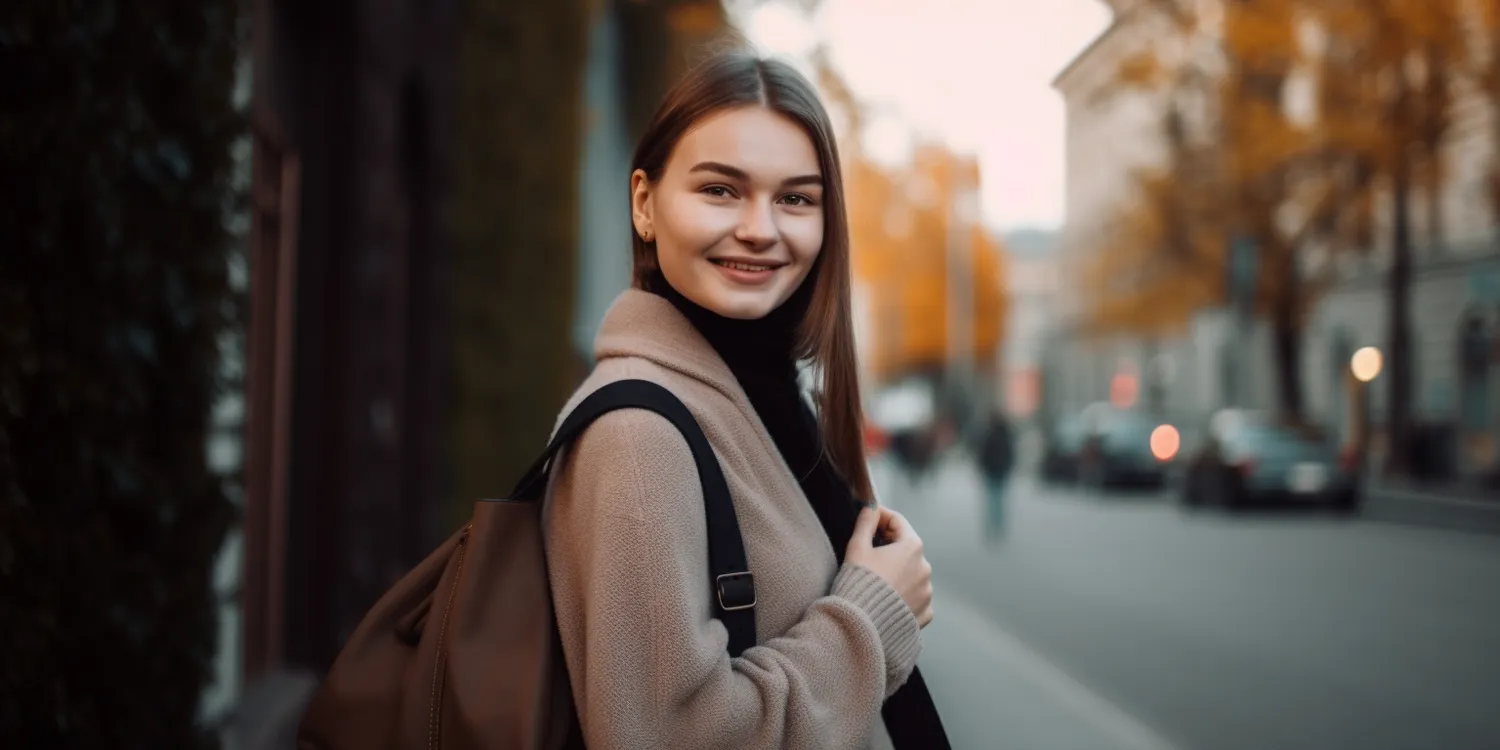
[{"x1": 849, "y1": 504, "x2": 880, "y2": 550}]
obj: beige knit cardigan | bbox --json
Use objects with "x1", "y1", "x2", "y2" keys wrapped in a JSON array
[{"x1": 543, "y1": 289, "x2": 921, "y2": 749}]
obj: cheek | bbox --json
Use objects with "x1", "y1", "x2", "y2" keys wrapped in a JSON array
[
  {"x1": 783, "y1": 215, "x2": 825, "y2": 266},
  {"x1": 658, "y1": 194, "x2": 736, "y2": 252}
]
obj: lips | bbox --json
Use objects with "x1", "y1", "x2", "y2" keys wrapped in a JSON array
[
  {"x1": 709, "y1": 258, "x2": 786, "y2": 272},
  {"x1": 708, "y1": 257, "x2": 786, "y2": 286}
]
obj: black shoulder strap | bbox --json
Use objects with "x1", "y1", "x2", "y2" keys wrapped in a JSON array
[
  {"x1": 509, "y1": 379, "x2": 758, "y2": 658},
  {"x1": 882, "y1": 666, "x2": 951, "y2": 748}
]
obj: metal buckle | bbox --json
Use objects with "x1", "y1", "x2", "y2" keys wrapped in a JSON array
[{"x1": 715, "y1": 571, "x2": 756, "y2": 612}]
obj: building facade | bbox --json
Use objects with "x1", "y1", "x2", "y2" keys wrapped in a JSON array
[
  {"x1": 1048, "y1": 0, "x2": 1223, "y2": 433},
  {"x1": 1000, "y1": 231, "x2": 1062, "y2": 419},
  {"x1": 1051, "y1": 0, "x2": 1500, "y2": 480}
]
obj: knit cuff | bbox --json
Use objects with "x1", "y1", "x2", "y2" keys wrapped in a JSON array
[{"x1": 832, "y1": 563, "x2": 922, "y2": 695}]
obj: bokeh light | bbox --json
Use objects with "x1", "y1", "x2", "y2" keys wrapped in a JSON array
[
  {"x1": 1351, "y1": 346, "x2": 1383, "y2": 383},
  {"x1": 1150, "y1": 424, "x2": 1180, "y2": 461}
]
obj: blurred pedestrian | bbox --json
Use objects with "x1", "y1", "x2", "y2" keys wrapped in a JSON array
[{"x1": 976, "y1": 410, "x2": 1015, "y2": 541}]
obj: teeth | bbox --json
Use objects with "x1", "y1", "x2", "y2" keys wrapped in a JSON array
[{"x1": 717, "y1": 260, "x2": 774, "y2": 272}]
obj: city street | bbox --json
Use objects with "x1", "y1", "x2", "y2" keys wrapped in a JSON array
[{"x1": 874, "y1": 456, "x2": 1500, "y2": 750}]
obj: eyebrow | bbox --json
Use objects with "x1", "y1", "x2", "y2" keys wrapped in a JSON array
[{"x1": 687, "y1": 161, "x2": 823, "y2": 188}]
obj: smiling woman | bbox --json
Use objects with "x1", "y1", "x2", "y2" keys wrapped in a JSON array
[
  {"x1": 631, "y1": 108, "x2": 826, "y2": 319},
  {"x1": 541, "y1": 52, "x2": 951, "y2": 749}
]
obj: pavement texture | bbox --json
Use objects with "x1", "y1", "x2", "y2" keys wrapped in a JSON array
[{"x1": 873, "y1": 455, "x2": 1500, "y2": 750}]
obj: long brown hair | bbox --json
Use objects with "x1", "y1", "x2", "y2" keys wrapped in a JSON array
[{"x1": 629, "y1": 53, "x2": 873, "y2": 502}]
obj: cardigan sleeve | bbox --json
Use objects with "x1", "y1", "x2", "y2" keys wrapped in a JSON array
[{"x1": 543, "y1": 407, "x2": 922, "y2": 750}]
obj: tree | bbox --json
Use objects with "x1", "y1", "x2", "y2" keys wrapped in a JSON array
[
  {"x1": 1093, "y1": 0, "x2": 1475, "y2": 434},
  {"x1": 816, "y1": 49, "x2": 1009, "y2": 388},
  {"x1": 1, "y1": 2, "x2": 244, "y2": 745},
  {"x1": 1471, "y1": 0, "x2": 1500, "y2": 244},
  {"x1": 1093, "y1": 0, "x2": 1348, "y2": 419},
  {"x1": 845, "y1": 144, "x2": 1008, "y2": 383},
  {"x1": 1310, "y1": 0, "x2": 1471, "y2": 472}
]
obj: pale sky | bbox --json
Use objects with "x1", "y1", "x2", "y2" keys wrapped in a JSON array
[{"x1": 733, "y1": 0, "x2": 1112, "y2": 233}]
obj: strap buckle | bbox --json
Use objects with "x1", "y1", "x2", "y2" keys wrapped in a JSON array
[{"x1": 715, "y1": 571, "x2": 756, "y2": 612}]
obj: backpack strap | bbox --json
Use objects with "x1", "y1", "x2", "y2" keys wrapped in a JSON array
[{"x1": 509, "y1": 379, "x2": 758, "y2": 658}]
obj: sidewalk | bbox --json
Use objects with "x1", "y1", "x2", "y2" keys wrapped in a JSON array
[{"x1": 1361, "y1": 480, "x2": 1500, "y2": 535}]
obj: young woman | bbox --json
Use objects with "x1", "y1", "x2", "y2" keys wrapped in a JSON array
[{"x1": 544, "y1": 52, "x2": 946, "y2": 749}]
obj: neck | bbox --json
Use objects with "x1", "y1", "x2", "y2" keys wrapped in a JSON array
[{"x1": 644, "y1": 270, "x2": 808, "y2": 377}]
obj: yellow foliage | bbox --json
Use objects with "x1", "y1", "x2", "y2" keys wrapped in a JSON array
[
  {"x1": 1086, "y1": 0, "x2": 1482, "y2": 337},
  {"x1": 846, "y1": 147, "x2": 1008, "y2": 381},
  {"x1": 816, "y1": 54, "x2": 1008, "y2": 384},
  {"x1": 665, "y1": 0, "x2": 722, "y2": 34}
]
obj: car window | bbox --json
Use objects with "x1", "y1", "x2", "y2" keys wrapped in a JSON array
[
  {"x1": 1056, "y1": 416, "x2": 1084, "y2": 443},
  {"x1": 1100, "y1": 410, "x2": 1154, "y2": 435},
  {"x1": 1226, "y1": 424, "x2": 1334, "y2": 458}
]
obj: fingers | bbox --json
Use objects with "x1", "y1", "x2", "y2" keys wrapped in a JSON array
[
  {"x1": 880, "y1": 509, "x2": 923, "y2": 552},
  {"x1": 850, "y1": 504, "x2": 880, "y2": 549},
  {"x1": 877, "y1": 506, "x2": 907, "y2": 540}
]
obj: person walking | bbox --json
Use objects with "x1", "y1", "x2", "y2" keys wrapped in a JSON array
[{"x1": 976, "y1": 409, "x2": 1016, "y2": 542}]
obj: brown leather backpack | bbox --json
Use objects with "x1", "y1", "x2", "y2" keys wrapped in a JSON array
[{"x1": 295, "y1": 380, "x2": 758, "y2": 750}]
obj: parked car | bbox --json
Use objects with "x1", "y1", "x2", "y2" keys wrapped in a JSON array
[
  {"x1": 1039, "y1": 413, "x2": 1088, "y2": 483},
  {"x1": 1042, "y1": 403, "x2": 1178, "y2": 489},
  {"x1": 1180, "y1": 410, "x2": 1360, "y2": 511}
]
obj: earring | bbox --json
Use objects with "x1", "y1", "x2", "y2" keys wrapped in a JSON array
[{"x1": 642, "y1": 230, "x2": 653, "y2": 241}]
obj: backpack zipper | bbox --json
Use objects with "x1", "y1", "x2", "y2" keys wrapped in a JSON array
[{"x1": 429, "y1": 525, "x2": 471, "y2": 750}]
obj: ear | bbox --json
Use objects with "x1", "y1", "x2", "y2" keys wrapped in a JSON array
[{"x1": 630, "y1": 169, "x2": 655, "y2": 241}]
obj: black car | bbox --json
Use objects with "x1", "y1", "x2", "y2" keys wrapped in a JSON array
[
  {"x1": 1040, "y1": 413, "x2": 1088, "y2": 483},
  {"x1": 1042, "y1": 404, "x2": 1177, "y2": 489},
  {"x1": 1180, "y1": 412, "x2": 1360, "y2": 511}
]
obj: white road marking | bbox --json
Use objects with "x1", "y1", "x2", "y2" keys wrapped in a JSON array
[{"x1": 940, "y1": 595, "x2": 1189, "y2": 750}]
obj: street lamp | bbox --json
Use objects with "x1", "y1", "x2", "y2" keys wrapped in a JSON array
[
  {"x1": 1351, "y1": 346, "x2": 1383, "y2": 383},
  {"x1": 1348, "y1": 345, "x2": 1383, "y2": 476}
]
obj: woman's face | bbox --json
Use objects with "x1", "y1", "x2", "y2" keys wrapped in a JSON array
[{"x1": 632, "y1": 106, "x2": 825, "y2": 320}]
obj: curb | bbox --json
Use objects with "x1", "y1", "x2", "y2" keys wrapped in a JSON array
[{"x1": 1361, "y1": 486, "x2": 1500, "y2": 535}]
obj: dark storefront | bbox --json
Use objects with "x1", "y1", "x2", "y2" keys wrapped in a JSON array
[{"x1": 242, "y1": 0, "x2": 456, "y2": 684}]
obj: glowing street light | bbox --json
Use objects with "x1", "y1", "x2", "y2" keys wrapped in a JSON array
[
  {"x1": 1351, "y1": 346, "x2": 1383, "y2": 383},
  {"x1": 1150, "y1": 424, "x2": 1181, "y2": 461}
]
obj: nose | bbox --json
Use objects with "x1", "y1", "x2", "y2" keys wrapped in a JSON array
[{"x1": 734, "y1": 197, "x2": 779, "y2": 250}]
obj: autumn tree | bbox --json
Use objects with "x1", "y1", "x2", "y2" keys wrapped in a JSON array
[
  {"x1": 1471, "y1": 0, "x2": 1500, "y2": 243},
  {"x1": 1095, "y1": 0, "x2": 1480, "y2": 441},
  {"x1": 845, "y1": 146, "x2": 1007, "y2": 384},
  {"x1": 1094, "y1": 0, "x2": 1350, "y2": 419},
  {"x1": 1308, "y1": 0, "x2": 1474, "y2": 472}
]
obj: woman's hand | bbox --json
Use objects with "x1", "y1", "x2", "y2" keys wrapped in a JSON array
[{"x1": 845, "y1": 504, "x2": 934, "y2": 628}]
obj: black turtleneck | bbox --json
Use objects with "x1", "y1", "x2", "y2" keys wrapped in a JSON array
[
  {"x1": 645, "y1": 270, "x2": 950, "y2": 749},
  {"x1": 644, "y1": 271, "x2": 860, "y2": 561}
]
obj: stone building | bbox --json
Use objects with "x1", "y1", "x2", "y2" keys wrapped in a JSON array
[{"x1": 1049, "y1": 0, "x2": 1500, "y2": 481}]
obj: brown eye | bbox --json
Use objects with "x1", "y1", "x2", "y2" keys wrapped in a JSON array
[
  {"x1": 780, "y1": 193, "x2": 815, "y2": 207},
  {"x1": 702, "y1": 185, "x2": 734, "y2": 198}
]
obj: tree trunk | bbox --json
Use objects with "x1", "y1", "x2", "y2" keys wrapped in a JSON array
[
  {"x1": 1387, "y1": 134, "x2": 1416, "y2": 476},
  {"x1": 1488, "y1": 42, "x2": 1500, "y2": 248},
  {"x1": 1426, "y1": 167, "x2": 1443, "y2": 255},
  {"x1": 1271, "y1": 278, "x2": 1305, "y2": 422},
  {"x1": 1489, "y1": 39, "x2": 1500, "y2": 249},
  {"x1": 1143, "y1": 337, "x2": 1165, "y2": 417}
]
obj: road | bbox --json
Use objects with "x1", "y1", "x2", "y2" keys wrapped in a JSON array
[{"x1": 873, "y1": 455, "x2": 1500, "y2": 750}]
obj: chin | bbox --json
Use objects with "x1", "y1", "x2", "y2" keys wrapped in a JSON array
[{"x1": 705, "y1": 294, "x2": 779, "y2": 320}]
